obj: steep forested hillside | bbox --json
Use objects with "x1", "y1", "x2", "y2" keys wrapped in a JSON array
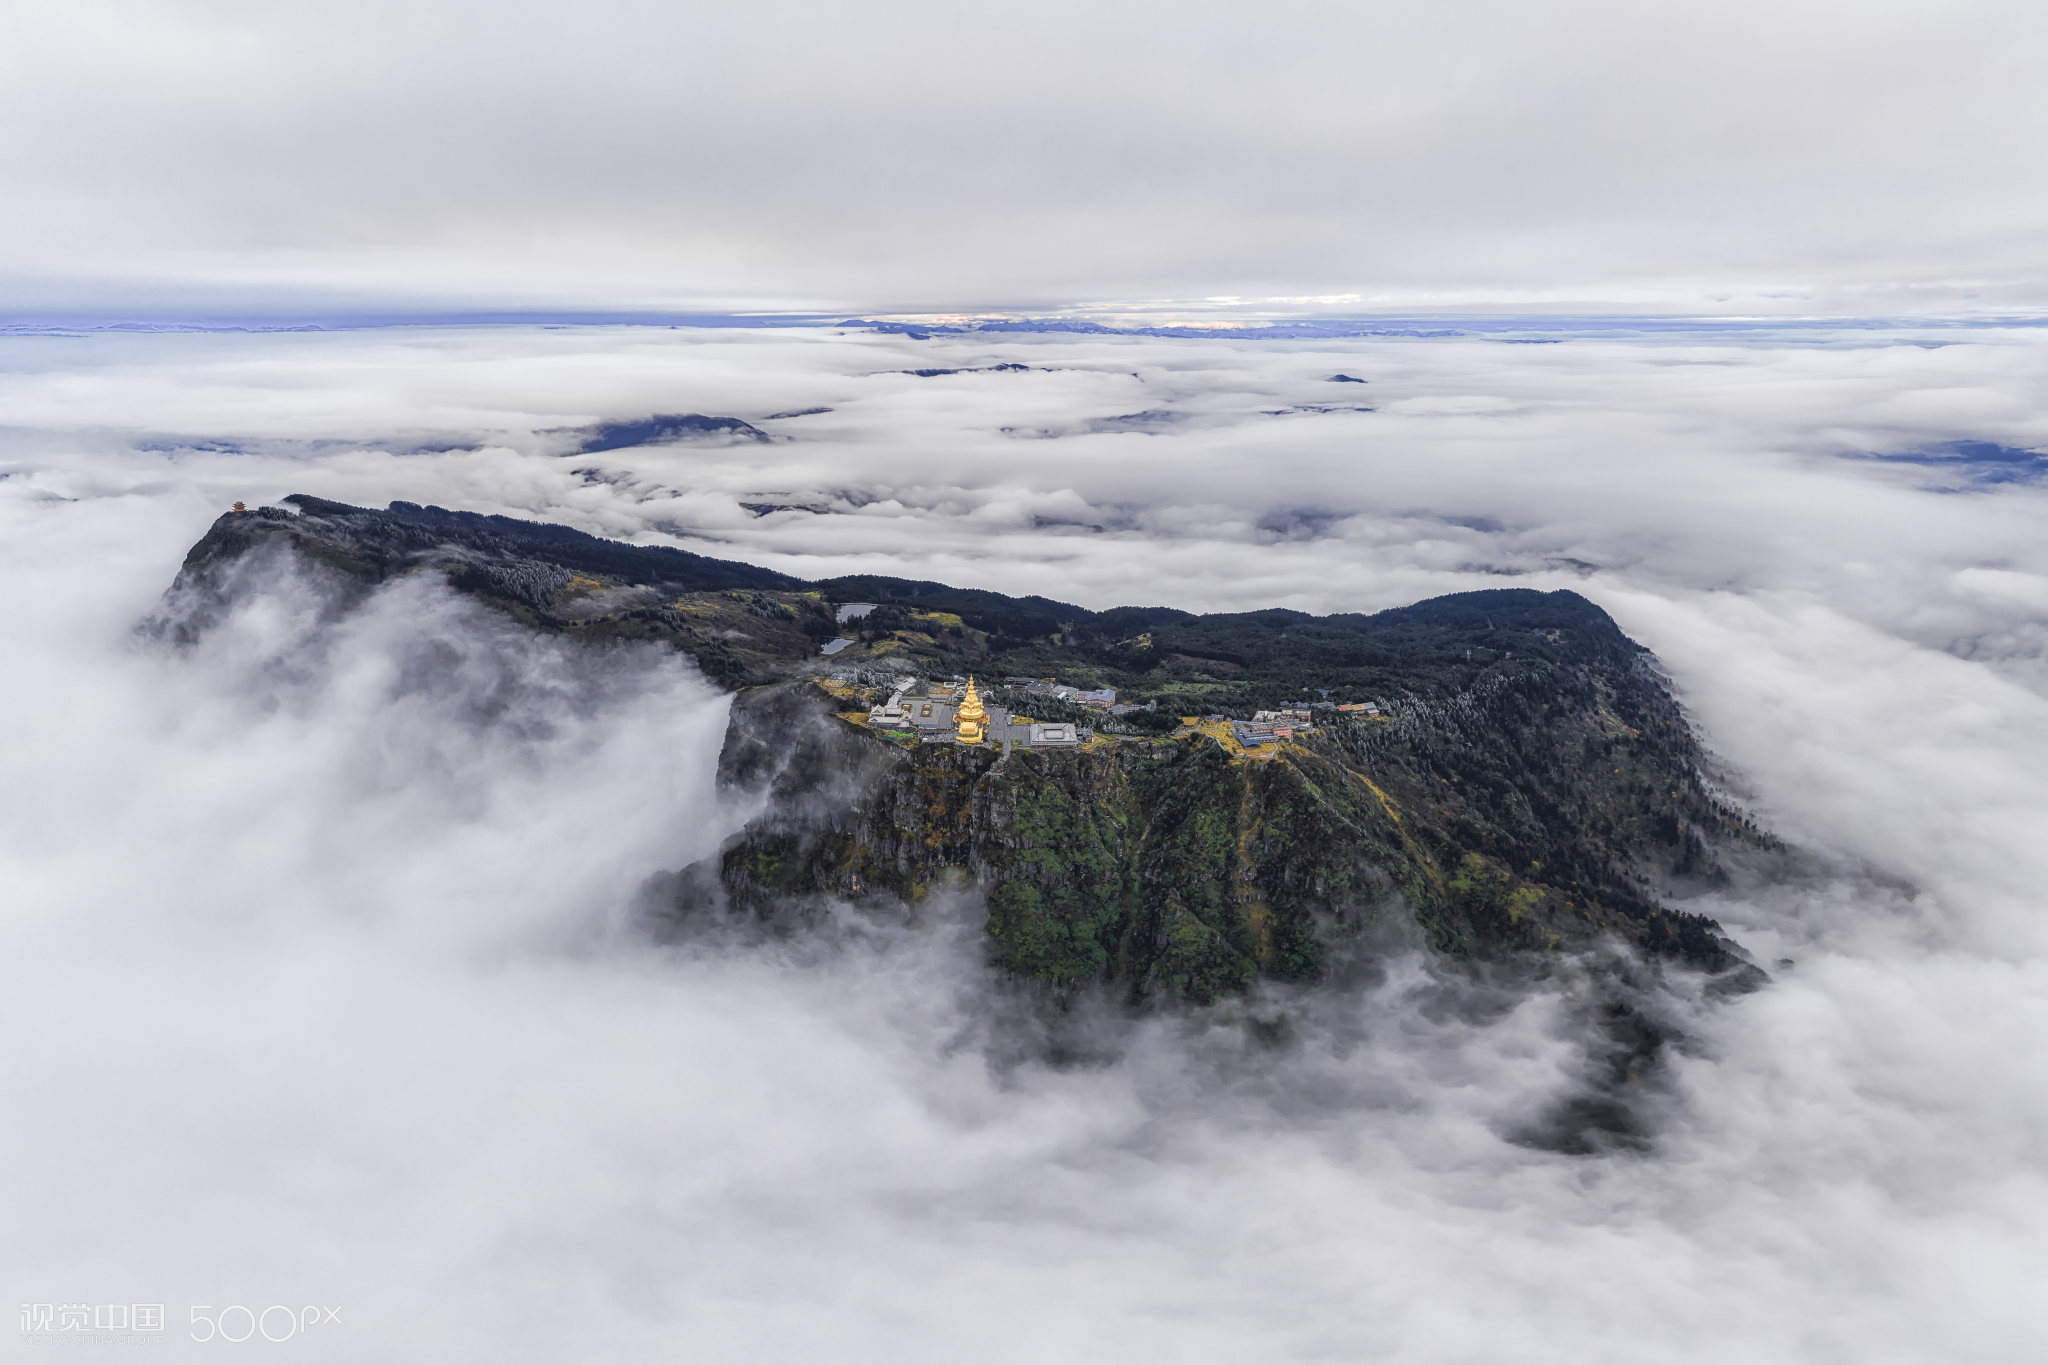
[{"x1": 164, "y1": 495, "x2": 1769, "y2": 1001}]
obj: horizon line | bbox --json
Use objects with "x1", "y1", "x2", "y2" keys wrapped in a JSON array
[{"x1": 7, "y1": 308, "x2": 2048, "y2": 338}]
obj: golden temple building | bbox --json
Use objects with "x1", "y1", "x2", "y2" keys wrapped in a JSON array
[{"x1": 954, "y1": 677, "x2": 988, "y2": 745}]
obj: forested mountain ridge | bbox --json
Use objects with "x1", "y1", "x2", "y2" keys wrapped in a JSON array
[{"x1": 163, "y1": 496, "x2": 1769, "y2": 1000}]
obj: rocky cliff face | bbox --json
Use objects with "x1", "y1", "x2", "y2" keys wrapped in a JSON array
[
  {"x1": 163, "y1": 495, "x2": 1770, "y2": 1006},
  {"x1": 688, "y1": 662, "x2": 1764, "y2": 1004}
]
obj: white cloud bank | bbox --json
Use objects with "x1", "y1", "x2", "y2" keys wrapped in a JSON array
[{"x1": 4, "y1": 321, "x2": 2048, "y2": 1361}]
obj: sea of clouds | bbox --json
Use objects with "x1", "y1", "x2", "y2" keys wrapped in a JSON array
[{"x1": 5, "y1": 320, "x2": 2048, "y2": 1361}]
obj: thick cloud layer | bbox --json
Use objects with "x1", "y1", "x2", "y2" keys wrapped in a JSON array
[
  {"x1": 4, "y1": 1, "x2": 2048, "y2": 313},
  {"x1": 4, "y1": 321, "x2": 2048, "y2": 1361}
]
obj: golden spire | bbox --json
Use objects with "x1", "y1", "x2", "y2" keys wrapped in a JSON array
[{"x1": 954, "y1": 676, "x2": 988, "y2": 745}]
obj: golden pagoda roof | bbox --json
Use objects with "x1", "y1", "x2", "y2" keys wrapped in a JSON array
[{"x1": 954, "y1": 676, "x2": 988, "y2": 743}]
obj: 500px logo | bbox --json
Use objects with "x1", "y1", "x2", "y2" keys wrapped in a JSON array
[{"x1": 189, "y1": 1306, "x2": 341, "y2": 1344}]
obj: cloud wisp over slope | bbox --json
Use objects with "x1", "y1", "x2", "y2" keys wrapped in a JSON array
[{"x1": 4, "y1": 321, "x2": 2048, "y2": 1361}]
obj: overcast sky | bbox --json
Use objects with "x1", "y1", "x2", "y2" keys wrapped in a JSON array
[{"x1": 5, "y1": 0, "x2": 2047, "y2": 316}]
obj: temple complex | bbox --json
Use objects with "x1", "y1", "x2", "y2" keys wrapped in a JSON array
[{"x1": 861, "y1": 676, "x2": 1084, "y2": 749}]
